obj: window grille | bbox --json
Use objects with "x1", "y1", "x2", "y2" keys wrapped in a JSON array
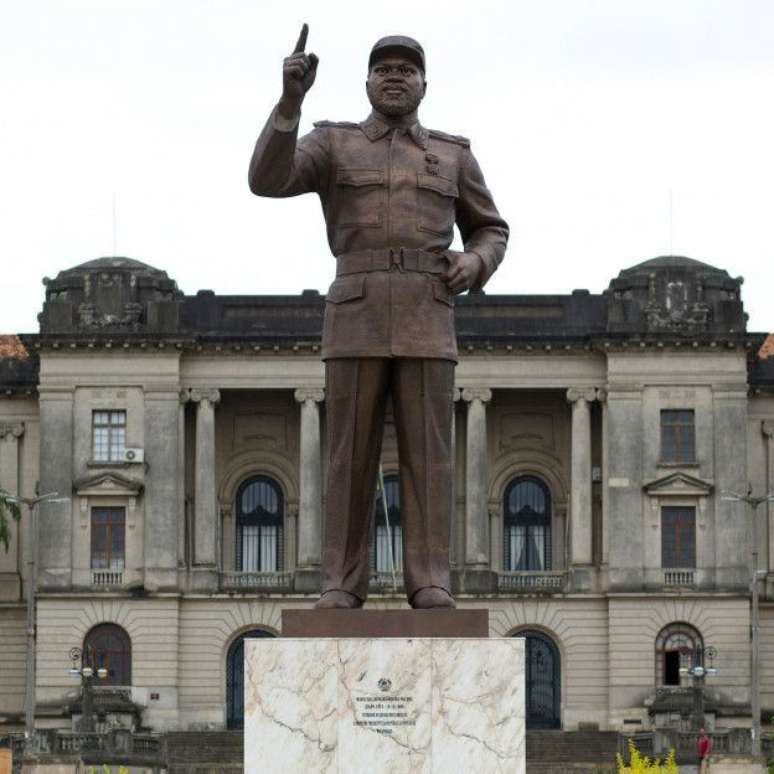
[
  {"x1": 655, "y1": 622, "x2": 702, "y2": 687},
  {"x1": 504, "y1": 476, "x2": 552, "y2": 572},
  {"x1": 83, "y1": 623, "x2": 131, "y2": 686},
  {"x1": 236, "y1": 476, "x2": 283, "y2": 572}
]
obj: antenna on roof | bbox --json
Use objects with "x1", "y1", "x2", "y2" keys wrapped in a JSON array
[
  {"x1": 668, "y1": 187, "x2": 673, "y2": 256},
  {"x1": 112, "y1": 193, "x2": 118, "y2": 256}
]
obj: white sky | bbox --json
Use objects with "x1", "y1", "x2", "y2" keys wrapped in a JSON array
[{"x1": 2, "y1": 0, "x2": 773, "y2": 333}]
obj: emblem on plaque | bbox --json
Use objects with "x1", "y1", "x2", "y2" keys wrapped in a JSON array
[{"x1": 377, "y1": 678, "x2": 392, "y2": 692}]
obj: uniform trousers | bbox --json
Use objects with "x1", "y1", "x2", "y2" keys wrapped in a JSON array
[{"x1": 321, "y1": 357, "x2": 455, "y2": 602}]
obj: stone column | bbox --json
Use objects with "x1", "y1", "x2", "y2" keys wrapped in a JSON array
[
  {"x1": 0, "y1": 423, "x2": 24, "y2": 599},
  {"x1": 567, "y1": 387, "x2": 596, "y2": 590},
  {"x1": 462, "y1": 388, "x2": 494, "y2": 592},
  {"x1": 190, "y1": 389, "x2": 220, "y2": 588},
  {"x1": 763, "y1": 421, "x2": 774, "y2": 574},
  {"x1": 143, "y1": 387, "x2": 182, "y2": 590},
  {"x1": 294, "y1": 388, "x2": 324, "y2": 593}
]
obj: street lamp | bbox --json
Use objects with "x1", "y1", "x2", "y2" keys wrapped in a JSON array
[
  {"x1": 679, "y1": 643, "x2": 718, "y2": 730},
  {"x1": 67, "y1": 647, "x2": 108, "y2": 732},
  {"x1": 721, "y1": 487, "x2": 774, "y2": 758},
  {"x1": 6, "y1": 492, "x2": 70, "y2": 750}
]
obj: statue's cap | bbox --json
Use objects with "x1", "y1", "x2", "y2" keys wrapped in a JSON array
[{"x1": 369, "y1": 36, "x2": 425, "y2": 73}]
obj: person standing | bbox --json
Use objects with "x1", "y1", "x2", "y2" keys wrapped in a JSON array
[
  {"x1": 697, "y1": 727, "x2": 712, "y2": 773},
  {"x1": 248, "y1": 26, "x2": 508, "y2": 609}
]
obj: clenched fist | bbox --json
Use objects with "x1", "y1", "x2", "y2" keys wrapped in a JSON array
[
  {"x1": 278, "y1": 23, "x2": 319, "y2": 119},
  {"x1": 443, "y1": 250, "x2": 484, "y2": 294}
]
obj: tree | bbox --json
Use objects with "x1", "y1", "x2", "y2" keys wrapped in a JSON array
[{"x1": 0, "y1": 487, "x2": 21, "y2": 552}]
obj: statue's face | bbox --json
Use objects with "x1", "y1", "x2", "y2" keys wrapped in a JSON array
[{"x1": 366, "y1": 55, "x2": 426, "y2": 116}]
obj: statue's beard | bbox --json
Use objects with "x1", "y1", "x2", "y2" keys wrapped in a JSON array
[{"x1": 367, "y1": 84, "x2": 423, "y2": 117}]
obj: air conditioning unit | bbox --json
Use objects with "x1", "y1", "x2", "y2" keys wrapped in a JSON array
[{"x1": 123, "y1": 448, "x2": 144, "y2": 464}]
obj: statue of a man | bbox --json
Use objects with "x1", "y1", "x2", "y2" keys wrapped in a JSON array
[{"x1": 248, "y1": 26, "x2": 508, "y2": 609}]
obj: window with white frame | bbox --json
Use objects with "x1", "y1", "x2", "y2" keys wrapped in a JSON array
[{"x1": 92, "y1": 410, "x2": 127, "y2": 462}]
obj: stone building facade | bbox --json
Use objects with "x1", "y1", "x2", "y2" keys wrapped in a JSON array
[{"x1": 0, "y1": 254, "x2": 772, "y2": 736}]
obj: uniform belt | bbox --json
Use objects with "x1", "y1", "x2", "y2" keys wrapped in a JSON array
[{"x1": 336, "y1": 248, "x2": 449, "y2": 276}]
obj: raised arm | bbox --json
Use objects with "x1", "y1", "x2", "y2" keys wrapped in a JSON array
[{"x1": 248, "y1": 24, "x2": 327, "y2": 197}]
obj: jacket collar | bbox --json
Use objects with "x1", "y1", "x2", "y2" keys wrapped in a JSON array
[{"x1": 359, "y1": 113, "x2": 429, "y2": 150}]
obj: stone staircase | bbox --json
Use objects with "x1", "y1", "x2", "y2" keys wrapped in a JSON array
[
  {"x1": 162, "y1": 729, "x2": 620, "y2": 772},
  {"x1": 163, "y1": 731, "x2": 243, "y2": 774},
  {"x1": 526, "y1": 729, "x2": 620, "y2": 773}
]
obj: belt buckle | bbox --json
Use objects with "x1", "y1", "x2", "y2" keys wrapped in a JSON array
[{"x1": 389, "y1": 247, "x2": 405, "y2": 272}]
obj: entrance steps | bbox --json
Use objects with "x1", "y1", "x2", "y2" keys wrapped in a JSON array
[
  {"x1": 526, "y1": 729, "x2": 620, "y2": 772},
  {"x1": 162, "y1": 729, "x2": 620, "y2": 772},
  {"x1": 163, "y1": 731, "x2": 243, "y2": 773}
]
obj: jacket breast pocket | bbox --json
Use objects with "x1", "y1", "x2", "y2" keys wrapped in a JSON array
[
  {"x1": 335, "y1": 168, "x2": 385, "y2": 228},
  {"x1": 417, "y1": 173, "x2": 458, "y2": 237}
]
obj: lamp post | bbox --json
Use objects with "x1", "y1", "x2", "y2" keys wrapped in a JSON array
[
  {"x1": 68, "y1": 647, "x2": 108, "y2": 732},
  {"x1": 6, "y1": 492, "x2": 69, "y2": 751},
  {"x1": 680, "y1": 643, "x2": 717, "y2": 730},
  {"x1": 721, "y1": 488, "x2": 774, "y2": 758}
]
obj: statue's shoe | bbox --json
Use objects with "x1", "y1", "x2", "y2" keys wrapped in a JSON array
[
  {"x1": 314, "y1": 590, "x2": 364, "y2": 609},
  {"x1": 410, "y1": 587, "x2": 456, "y2": 609}
]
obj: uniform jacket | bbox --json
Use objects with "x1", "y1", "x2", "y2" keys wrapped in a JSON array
[{"x1": 248, "y1": 109, "x2": 509, "y2": 361}]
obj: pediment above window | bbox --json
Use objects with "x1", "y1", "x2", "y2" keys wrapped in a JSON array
[
  {"x1": 73, "y1": 472, "x2": 144, "y2": 498},
  {"x1": 642, "y1": 472, "x2": 713, "y2": 497}
]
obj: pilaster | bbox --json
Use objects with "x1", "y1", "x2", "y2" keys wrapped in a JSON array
[
  {"x1": 0, "y1": 423, "x2": 24, "y2": 599},
  {"x1": 38, "y1": 388, "x2": 74, "y2": 589},
  {"x1": 143, "y1": 386, "x2": 182, "y2": 590},
  {"x1": 764, "y1": 421, "x2": 774, "y2": 575}
]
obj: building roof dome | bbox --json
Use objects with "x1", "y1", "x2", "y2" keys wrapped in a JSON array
[{"x1": 39, "y1": 256, "x2": 182, "y2": 334}]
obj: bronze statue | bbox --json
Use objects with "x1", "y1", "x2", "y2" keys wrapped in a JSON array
[{"x1": 249, "y1": 26, "x2": 508, "y2": 609}]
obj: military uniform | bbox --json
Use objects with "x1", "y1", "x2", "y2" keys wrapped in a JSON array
[{"x1": 249, "y1": 107, "x2": 508, "y2": 602}]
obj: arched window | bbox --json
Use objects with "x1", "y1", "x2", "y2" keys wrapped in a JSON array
[
  {"x1": 514, "y1": 629, "x2": 561, "y2": 729},
  {"x1": 83, "y1": 623, "x2": 131, "y2": 686},
  {"x1": 226, "y1": 629, "x2": 275, "y2": 729},
  {"x1": 374, "y1": 475, "x2": 402, "y2": 573},
  {"x1": 504, "y1": 476, "x2": 552, "y2": 571},
  {"x1": 236, "y1": 476, "x2": 284, "y2": 572},
  {"x1": 655, "y1": 622, "x2": 703, "y2": 686}
]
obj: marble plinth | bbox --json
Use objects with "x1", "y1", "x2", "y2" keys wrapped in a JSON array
[{"x1": 244, "y1": 637, "x2": 525, "y2": 773}]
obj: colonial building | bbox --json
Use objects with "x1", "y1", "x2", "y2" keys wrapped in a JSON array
[{"x1": 0, "y1": 254, "x2": 772, "y2": 738}]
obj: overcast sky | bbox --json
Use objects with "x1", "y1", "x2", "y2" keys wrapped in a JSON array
[{"x1": 2, "y1": 0, "x2": 773, "y2": 333}]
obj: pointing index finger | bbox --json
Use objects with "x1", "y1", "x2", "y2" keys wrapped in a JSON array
[{"x1": 293, "y1": 23, "x2": 309, "y2": 54}]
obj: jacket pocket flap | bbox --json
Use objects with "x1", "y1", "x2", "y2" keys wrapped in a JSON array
[
  {"x1": 432, "y1": 281, "x2": 454, "y2": 307},
  {"x1": 327, "y1": 276, "x2": 367, "y2": 304},
  {"x1": 417, "y1": 173, "x2": 459, "y2": 198},
  {"x1": 336, "y1": 168, "x2": 385, "y2": 187}
]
